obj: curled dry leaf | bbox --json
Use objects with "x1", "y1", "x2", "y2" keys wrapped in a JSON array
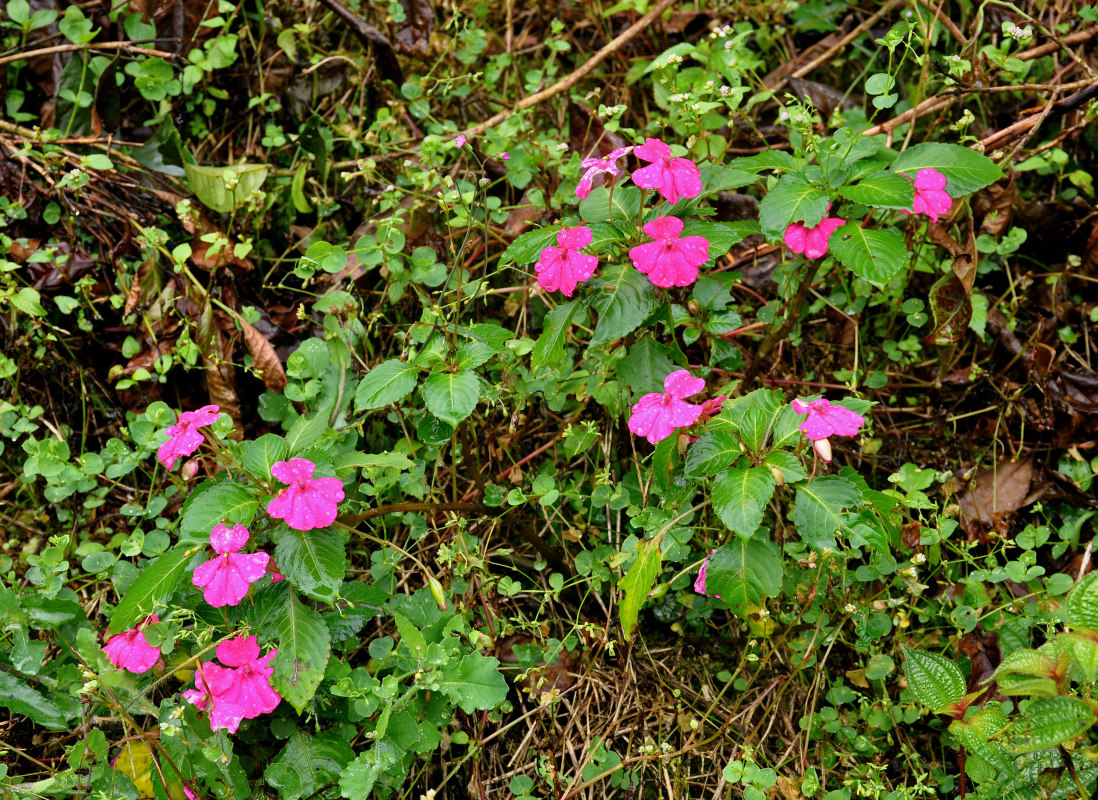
[{"x1": 239, "y1": 318, "x2": 287, "y2": 393}]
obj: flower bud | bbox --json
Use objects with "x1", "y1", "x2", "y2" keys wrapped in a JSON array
[
  {"x1": 768, "y1": 464, "x2": 785, "y2": 486},
  {"x1": 181, "y1": 458, "x2": 200, "y2": 481},
  {"x1": 428, "y1": 576, "x2": 447, "y2": 611},
  {"x1": 812, "y1": 438, "x2": 833, "y2": 462}
]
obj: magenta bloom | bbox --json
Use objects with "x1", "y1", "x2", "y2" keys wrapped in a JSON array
[
  {"x1": 701, "y1": 395, "x2": 727, "y2": 418},
  {"x1": 791, "y1": 397, "x2": 866, "y2": 462},
  {"x1": 191, "y1": 523, "x2": 269, "y2": 608},
  {"x1": 902, "y1": 168, "x2": 952, "y2": 222},
  {"x1": 629, "y1": 216, "x2": 710, "y2": 288},
  {"x1": 534, "y1": 225, "x2": 599, "y2": 297},
  {"x1": 784, "y1": 214, "x2": 844, "y2": 259},
  {"x1": 628, "y1": 370, "x2": 706, "y2": 444},
  {"x1": 455, "y1": 134, "x2": 467, "y2": 148},
  {"x1": 631, "y1": 138, "x2": 702, "y2": 205},
  {"x1": 157, "y1": 405, "x2": 220, "y2": 469},
  {"x1": 102, "y1": 614, "x2": 161, "y2": 674},
  {"x1": 575, "y1": 146, "x2": 634, "y2": 199},
  {"x1": 500, "y1": 152, "x2": 510, "y2": 161},
  {"x1": 267, "y1": 458, "x2": 345, "y2": 531},
  {"x1": 694, "y1": 550, "x2": 720, "y2": 598},
  {"x1": 183, "y1": 635, "x2": 280, "y2": 734}
]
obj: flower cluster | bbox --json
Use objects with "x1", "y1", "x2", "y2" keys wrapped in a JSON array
[
  {"x1": 535, "y1": 137, "x2": 705, "y2": 297},
  {"x1": 183, "y1": 636, "x2": 280, "y2": 734}
]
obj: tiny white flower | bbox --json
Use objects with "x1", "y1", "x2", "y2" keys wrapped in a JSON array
[
  {"x1": 556, "y1": 142, "x2": 568, "y2": 152},
  {"x1": 844, "y1": 603, "x2": 857, "y2": 614},
  {"x1": 912, "y1": 552, "x2": 926, "y2": 565}
]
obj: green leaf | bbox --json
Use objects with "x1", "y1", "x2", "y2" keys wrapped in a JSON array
[
  {"x1": 726, "y1": 151, "x2": 796, "y2": 173},
  {"x1": 681, "y1": 220, "x2": 755, "y2": 261},
  {"x1": 334, "y1": 451, "x2": 413, "y2": 475},
  {"x1": 685, "y1": 431, "x2": 743, "y2": 478},
  {"x1": 1010, "y1": 696, "x2": 1095, "y2": 753},
  {"x1": 703, "y1": 165, "x2": 760, "y2": 193},
  {"x1": 901, "y1": 645, "x2": 965, "y2": 714},
  {"x1": 501, "y1": 226, "x2": 560, "y2": 265},
  {"x1": 949, "y1": 712, "x2": 1016, "y2": 773},
  {"x1": 758, "y1": 173, "x2": 829, "y2": 239},
  {"x1": 271, "y1": 589, "x2": 331, "y2": 714},
  {"x1": 619, "y1": 336, "x2": 677, "y2": 396},
  {"x1": 284, "y1": 412, "x2": 328, "y2": 455},
  {"x1": 179, "y1": 480, "x2": 259, "y2": 540},
  {"x1": 889, "y1": 142, "x2": 1004, "y2": 196},
  {"x1": 274, "y1": 528, "x2": 346, "y2": 602},
  {"x1": 184, "y1": 162, "x2": 270, "y2": 213},
  {"x1": 829, "y1": 223, "x2": 907, "y2": 287},
  {"x1": 1065, "y1": 569, "x2": 1098, "y2": 630},
  {"x1": 531, "y1": 300, "x2": 579, "y2": 373},
  {"x1": 618, "y1": 537, "x2": 663, "y2": 639},
  {"x1": 704, "y1": 536, "x2": 783, "y2": 613},
  {"x1": 339, "y1": 742, "x2": 400, "y2": 800},
  {"x1": 108, "y1": 546, "x2": 193, "y2": 634},
  {"x1": 762, "y1": 449, "x2": 807, "y2": 484},
  {"x1": 265, "y1": 731, "x2": 354, "y2": 800},
  {"x1": 586, "y1": 221, "x2": 627, "y2": 254},
  {"x1": 422, "y1": 370, "x2": 479, "y2": 425},
  {"x1": 794, "y1": 476, "x2": 862, "y2": 552},
  {"x1": 711, "y1": 466, "x2": 776, "y2": 537},
  {"x1": 243, "y1": 433, "x2": 288, "y2": 478},
  {"x1": 0, "y1": 672, "x2": 73, "y2": 730},
  {"x1": 578, "y1": 185, "x2": 642, "y2": 225},
  {"x1": 839, "y1": 170, "x2": 915, "y2": 209},
  {"x1": 438, "y1": 652, "x2": 509, "y2": 714},
  {"x1": 354, "y1": 359, "x2": 419, "y2": 411},
  {"x1": 588, "y1": 262, "x2": 659, "y2": 348}
]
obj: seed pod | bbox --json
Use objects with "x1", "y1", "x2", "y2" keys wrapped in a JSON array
[{"x1": 428, "y1": 576, "x2": 447, "y2": 611}]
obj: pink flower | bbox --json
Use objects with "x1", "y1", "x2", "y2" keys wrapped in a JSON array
[
  {"x1": 575, "y1": 146, "x2": 634, "y2": 199},
  {"x1": 901, "y1": 168, "x2": 952, "y2": 222},
  {"x1": 784, "y1": 214, "x2": 844, "y2": 259},
  {"x1": 534, "y1": 225, "x2": 599, "y2": 297},
  {"x1": 267, "y1": 458, "x2": 345, "y2": 531},
  {"x1": 455, "y1": 134, "x2": 467, "y2": 148},
  {"x1": 628, "y1": 216, "x2": 710, "y2": 288},
  {"x1": 628, "y1": 370, "x2": 706, "y2": 444},
  {"x1": 102, "y1": 614, "x2": 161, "y2": 674},
  {"x1": 694, "y1": 550, "x2": 719, "y2": 598},
  {"x1": 631, "y1": 138, "x2": 702, "y2": 205},
  {"x1": 157, "y1": 405, "x2": 221, "y2": 469},
  {"x1": 191, "y1": 524, "x2": 270, "y2": 608},
  {"x1": 500, "y1": 152, "x2": 510, "y2": 161},
  {"x1": 700, "y1": 395, "x2": 727, "y2": 418},
  {"x1": 183, "y1": 635, "x2": 280, "y2": 734},
  {"x1": 791, "y1": 397, "x2": 866, "y2": 462}
]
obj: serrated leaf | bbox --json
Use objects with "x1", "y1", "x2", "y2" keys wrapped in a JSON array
[
  {"x1": 619, "y1": 336, "x2": 677, "y2": 396},
  {"x1": 334, "y1": 451, "x2": 413, "y2": 474},
  {"x1": 586, "y1": 221, "x2": 627, "y2": 254},
  {"x1": 531, "y1": 300, "x2": 580, "y2": 373},
  {"x1": 438, "y1": 652, "x2": 509, "y2": 713},
  {"x1": 179, "y1": 480, "x2": 259, "y2": 541},
  {"x1": 109, "y1": 546, "x2": 194, "y2": 634},
  {"x1": 1010, "y1": 697, "x2": 1095, "y2": 753},
  {"x1": 339, "y1": 741, "x2": 400, "y2": 800},
  {"x1": 271, "y1": 589, "x2": 331, "y2": 714},
  {"x1": 681, "y1": 220, "x2": 754, "y2": 261},
  {"x1": 727, "y1": 151, "x2": 796, "y2": 173},
  {"x1": 902, "y1": 645, "x2": 965, "y2": 713},
  {"x1": 243, "y1": 433, "x2": 288, "y2": 478},
  {"x1": 274, "y1": 528, "x2": 346, "y2": 602},
  {"x1": 711, "y1": 466, "x2": 776, "y2": 537},
  {"x1": 578, "y1": 185, "x2": 642, "y2": 225},
  {"x1": 758, "y1": 173, "x2": 829, "y2": 239},
  {"x1": 703, "y1": 165, "x2": 759, "y2": 192},
  {"x1": 685, "y1": 431, "x2": 743, "y2": 478},
  {"x1": 284, "y1": 412, "x2": 328, "y2": 455},
  {"x1": 889, "y1": 142, "x2": 1004, "y2": 196},
  {"x1": 829, "y1": 223, "x2": 907, "y2": 287},
  {"x1": 762, "y1": 449, "x2": 807, "y2": 484},
  {"x1": 265, "y1": 730, "x2": 354, "y2": 800},
  {"x1": 0, "y1": 671, "x2": 75, "y2": 729},
  {"x1": 588, "y1": 262, "x2": 659, "y2": 348},
  {"x1": 794, "y1": 476, "x2": 862, "y2": 552},
  {"x1": 422, "y1": 370, "x2": 479, "y2": 425},
  {"x1": 618, "y1": 537, "x2": 662, "y2": 638},
  {"x1": 1066, "y1": 569, "x2": 1098, "y2": 630},
  {"x1": 354, "y1": 359, "x2": 419, "y2": 411},
  {"x1": 839, "y1": 170, "x2": 915, "y2": 209},
  {"x1": 501, "y1": 226, "x2": 560, "y2": 265},
  {"x1": 704, "y1": 536, "x2": 783, "y2": 614}
]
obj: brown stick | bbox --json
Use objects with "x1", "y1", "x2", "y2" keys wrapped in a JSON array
[
  {"x1": 455, "y1": 0, "x2": 678, "y2": 138},
  {"x1": 0, "y1": 41, "x2": 175, "y2": 67},
  {"x1": 1012, "y1": 26, "x2": 1098, "y2": 61}
]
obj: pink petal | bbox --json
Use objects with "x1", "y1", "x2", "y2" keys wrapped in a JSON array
[
  {"x1": 633, "y1": 137, "x2": 670, "y2": 162},
  {"x1": 663, "y1": 369, "x2": 705, "y2": 399},
  {"x1": 628, "y1": 240, "x2": 663, "y2": 277},
  {"x1": 669, "y1": 158, "x2": 702, "y2": 200},
  {"x1": 799, "y1": 413, "x2": 835, "y2": 440},
  {"x1": 666, "y1": 397, "x2": 703, "y2": 427},
  {"x1": 535, "y1": 247, "x2": 567, "y2": 293},
  {"x1": 271, "y1": 458, "x2": 315, "y2": 484},
  {"x1": 820, "y1": 404, "x2": 865, "y2": 437},
  {"x1": 914, "y1": 168, "x2": 947, "y2": 191},
  {"x1": 209, "y1": 523, "x2": 249, "y2": 555},
  {"x1": 557, "y1": 225, "x2": 593, "y2": 250},
  {"x1": 192, "y1": 552, "x2": 270, "y2": 607},
  {"x1": 575, "y1": 171, "x2": 596, "y2": 199},
  {"x1": 642, "y1": 216, "x2": 685, "y2": 240},
  {"x1": 216, "y1": 635, "x2": 261, "y2": 668},
  {"x1": 791, "y1": 398, "x2": 810, "y2": 414},
  {"x1": 784, "y1": 223, "x2": 808, "y2": 254},
  {"x1": 630, "y1": 162, "x2": 671, "y2": 198}
]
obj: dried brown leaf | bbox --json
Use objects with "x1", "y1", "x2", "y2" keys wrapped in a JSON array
[
  {"x1": 239, "y1": 318, "x2": 287, "y2": 392},
  {"x1": 396, "y1": 0, "x2": 433, "y2": 58},
  {"x1": 975, "y1": 176, "x2": 1015, "y2": 238},
  {"x1": 958, "y1": 456, "x2": 1034, "y2": 531}
]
